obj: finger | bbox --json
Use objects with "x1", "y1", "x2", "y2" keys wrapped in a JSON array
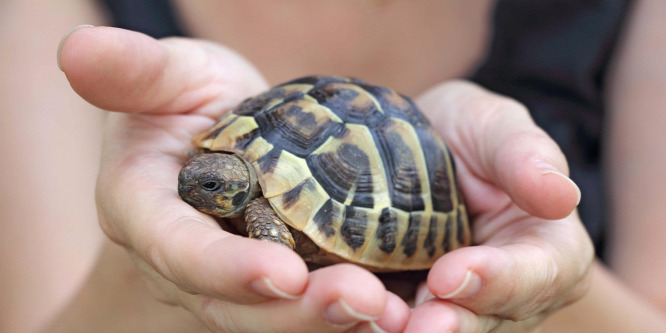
[
  {"x1": 101, "y1": 180, "x2": 310, "y2": 304},
  {"x1": 426, "y1": 216, "x2": 593, "y2": 321},
  {"x1": 58, "y1": 26, "x2": 267, "y2": 116},
  {"x1": 74, "y1": 26, "x2": 299, "y2": 305},
  {"x1": 96, "y1": 115, "x2": 308, "y2": 304},
  {"x1": 406, "y1": 300, "x2": 546, "y2": 333},
  {"x1": 417, "y1": 81, "x2": 580, "y2": 220},
  {"x1": 180, "y1": 264, "x2": 408, "y2": 333},
  {"x1": 125, "y1": 208, "x2": 310, "y2": 304},
  {"x1": 414, "y1": 281, "x2": 435, "y2": 306},
  {"x1": 353, "y1": 292, "x2": 411, "y2": 333},
  {"x1": 405, "y1": 300, "x2": 500, "y2": 333}
]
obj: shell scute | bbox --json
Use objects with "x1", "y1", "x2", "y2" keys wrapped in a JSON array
[
  {"x1": 361, "y1": 84, "x2": 430, "y2": 127},
  {"x1": 233, "y1": 84, "x2": 311, "y2": 116},
  {"x1": 192, "y1": 76, "x2": 469, "y2": 270},
  {"x1": 279, "y1": 75, "x2": 358, "y2": 87},
  {"x1": 373, "y1": 118, "x2": 432, "y2": 212},
  {"x1": 254, "y1": 149, "x2": 310, "y2": 198},
  {"x1": 308, "y1": 82, "x2": 386, "y2": 127},
  {"x1": 269, "y1": 177, "x2": 328, "y2": 231},
  {"x1": 255, "y1": 98, "x2": 345, "y2": 157},
  {"x1": 307, "y1": 124, "x2": 390, "y2": 209},
  {"x1": 416, "y1": 126, "x2": 459, "y2": 213}
]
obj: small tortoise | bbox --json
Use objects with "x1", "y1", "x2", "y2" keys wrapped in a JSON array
[{"x1": 178, "y1": 75, "x2": 470, "y2": 271}]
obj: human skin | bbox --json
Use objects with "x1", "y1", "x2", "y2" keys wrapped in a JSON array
[
  {"x1": 4, "y1": 1, "x2": 666, "y2": 332},
  {"x1": 54, "y1": 27, "x2": 586, "y2": 332},
  {"x1": 0, "y1": 1, "x2": 105, "y2": 332},
  {"x1": 55, "y1": 30, "x2": 409, "y2": 333},
  {"x1": 540, "y1": 1, "x2": 666, "y2": 331}
]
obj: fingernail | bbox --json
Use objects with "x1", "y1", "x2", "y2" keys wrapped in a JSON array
[
  {"x1": 57, "y1": 24, "x2": 95, "y2": 71},
  {"x1": 535, "y1": 160, "x2": 582, "y2": 206},
  {"x1": 415, "y1": 289, "x2": 435, "y2": 305},
  {"x1": 324, "y1": 299, "x2": 379, "y2": 327},
  {"x1": 353, "y1": 321, "x2": 389, "y2": 333},
  {"x1": 368, "y1": 321, "x2": 388, "y2": 333},
  {"x1": 250, "y1": 277, "x2": 299, "y2": 300},
  {"x1": 437, "y1": 270, "x2": 483, "y2": 299}
]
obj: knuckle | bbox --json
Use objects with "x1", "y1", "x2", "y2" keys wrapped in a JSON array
[
  {"x1": 500, "y1": 250, "x2": 562, "y2": 322},
  {"x1": 495, "y1": 96, "x2": 530, "y2": 116},
  {"x1": 198, "y1": 299, "x2": 245, "y2": 333},
  {"x1": 540, "y1": 254, "x2": 561, "y2": 295},
  {"x1": 479, "y1": 315, "x2": 504, "y2": 333},
  {"x1": 143, "y1": 276, "x2": 181, "y2": 306},
  {"x1": 94, "y1": 158, "x2": 148, "y2": 245},
  {"x1": 563, "y1": 265, "x2": 593, "y2": 306},
  {"x1": 515, "y1": 245, "x2": 592, "y2": 320},
  {"x1": 486, "y1": 313, "x2": 544, "y2": 333},
  {"x1": 523, "y1": 252, "x2": 562, "y2": 316},
  {"x1": 94, "y1": 179, "x2": 128, "y2": 244},
  {"x1": 554, "y1": 231, "x2": 595, "y2": 308},
  {"x1": 142, "y1": 216, "x2": 221, "y2": 294},
  {"x1": 97, "y1": 213, "x2": 125, "y2": 244},
  {"x1": 142, "y1": 220, "x2": 183, "y2": 282},
  {"x1": 477, "y1": 92, "x2": 530, "y2": 123},
  {"x1": 128, "y1": 250, "x2": 181, "y2": 305}
]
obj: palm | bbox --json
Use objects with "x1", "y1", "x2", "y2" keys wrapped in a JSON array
[
  {"x1": 61, "y1": 27, "x2": 412, "y2": 332},
  {"x1": 60, "y1": 27, "x2": 593, "y2": 333},
  {"x1": 395, "y1": 82, "x2": 592, "y2": 332},
  {"x1": 99, "y1": 113, "x2": 214, "y2": 208}
]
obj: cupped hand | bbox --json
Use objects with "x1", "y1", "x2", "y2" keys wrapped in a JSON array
[
  {"x1": 403, "y1": 82, "x2": 594, "y2": 332},
  {"x1": 58, "y1": 26, "x2": 409, "y2": 333}
]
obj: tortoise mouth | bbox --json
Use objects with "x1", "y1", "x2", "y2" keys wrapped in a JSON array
[
  {"x1": 178, "y1": 185, "x2": 206, "y2": 207},
  {"x1": 182, "y1": 193, "x2": 205, "y2": 207},
  {"x1": 180, "y1": 190, "x2": 221, "y2": 217}
]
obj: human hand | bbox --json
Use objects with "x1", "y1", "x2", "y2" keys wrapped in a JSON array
[
  {"x1": 58, "y1": 26, "x2": 409, "y2": 333},
  {"x1": 402, "y1": 81, "x2": 593, "y2": 332}
]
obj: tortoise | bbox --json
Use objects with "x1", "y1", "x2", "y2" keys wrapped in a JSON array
[{"x1": 178, "y1": 75, "x2": 470, "y2": 271}]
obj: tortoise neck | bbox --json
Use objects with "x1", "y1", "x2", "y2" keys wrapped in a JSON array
[
  {"x1": 241, "y1": 156, "x2": 262, "y2": 202},
  {"x1": 224, "y1": 155, "x2": 261, "y2": 218}
]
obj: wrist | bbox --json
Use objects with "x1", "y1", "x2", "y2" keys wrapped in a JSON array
[{"x1": 541, "y1": 260, "x2": 666, "y2": 332}]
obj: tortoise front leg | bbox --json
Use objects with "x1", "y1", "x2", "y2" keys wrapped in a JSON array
[{"x1": 245, "y1": 198, "x2": 296, "y2": 249}]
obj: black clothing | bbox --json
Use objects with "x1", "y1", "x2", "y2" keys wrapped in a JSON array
[{"x1": 99, "y1": 0, "x2": 185, "y2": 39}]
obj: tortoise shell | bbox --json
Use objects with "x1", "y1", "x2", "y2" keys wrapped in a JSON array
[{"x1": 193, "y1": 75, "x2": 470, "y2": 270}]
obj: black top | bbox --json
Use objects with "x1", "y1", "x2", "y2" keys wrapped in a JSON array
[
  {"x1": 99, "y1": 0, "x2": 185, "y2": 39},
  {"x1": 100, "y1": 0, "x2": 633, "y2": 259}
]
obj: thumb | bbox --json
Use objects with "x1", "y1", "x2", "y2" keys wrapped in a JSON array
[
  {"x1": 417, "y1": 81, "x2": 581, "y2": 220},
  {"x1": 57, "y1": 26, "x2": 267, "y2": 116}
]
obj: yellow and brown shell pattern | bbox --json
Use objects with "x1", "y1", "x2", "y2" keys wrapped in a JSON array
[{"x1": 194, "y1": 76, "x2": 470, "y2": 271}]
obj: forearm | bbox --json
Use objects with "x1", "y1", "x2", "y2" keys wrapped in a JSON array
[
  {"x1": 605, "y1": 0, "x2": 666, "y2": 311},
  {"x1": 44, "y1": 241, "x2": 208, "y2": 333},
  {"x1": 0, "y1": 1, "x2": 106, "y2": 332},
  {"x1": 541, "y1": 260, "x2": 666, "y2": 332}
]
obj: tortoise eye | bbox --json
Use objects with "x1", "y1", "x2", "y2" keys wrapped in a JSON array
[{"x1": 200, "y1": 180, "x2": 222, "y2": 192}]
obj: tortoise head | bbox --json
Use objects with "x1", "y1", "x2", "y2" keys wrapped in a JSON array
[{"x1": 178, "y1": 153, "x2": 259, "y2": 218}]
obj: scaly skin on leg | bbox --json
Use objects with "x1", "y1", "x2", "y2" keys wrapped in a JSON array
[{"x1": 245, "y1": 198, "x2": 296, "y2": 249}]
